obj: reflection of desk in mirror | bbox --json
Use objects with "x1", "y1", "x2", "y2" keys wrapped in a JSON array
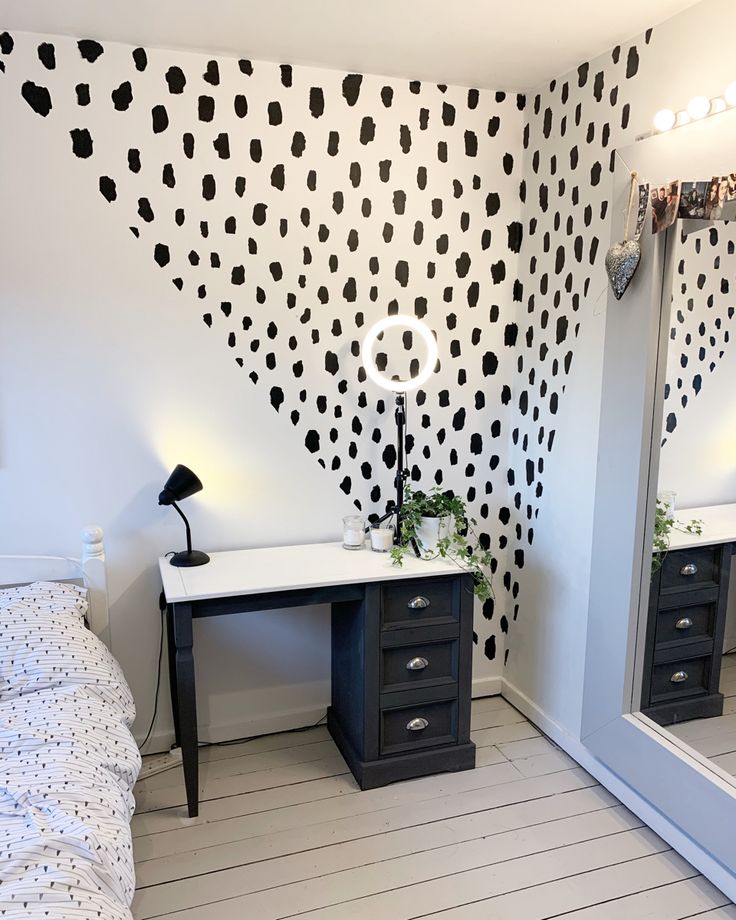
[{"x1": 642, "y1": 504, "x2": 736, "y2": 726}]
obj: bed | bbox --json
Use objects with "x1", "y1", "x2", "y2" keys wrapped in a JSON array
[{"x1": 0, "y1": 527, "x2": 141, "y2": 920}]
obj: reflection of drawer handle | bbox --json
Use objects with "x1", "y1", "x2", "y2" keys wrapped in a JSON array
[
  {"x1": 406, "y1": 657, "x2": 429, "y2": 671},
  {"x1": 670, "y1": 670, "x2": 689, "y2": 683},
  {"x1": 680, "y1": 563, "x2": 698, "y2": 576},
  {"x1": 406, "y1": 717, "x2": 429, "y2": 731},
  {"x1": 408, "y1": 596, "x2": 430, "y2": 610},
  {"x1": 675, "y1": 617, "x2": 693, "y2": 630}
]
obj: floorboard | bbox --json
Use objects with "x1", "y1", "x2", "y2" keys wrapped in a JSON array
[
  {"x1": 667, "y1": 653, "x2": 736, "y2": 783},
  {"x1": 132, "y1": 697, "x2": 732, "y2": 920}
]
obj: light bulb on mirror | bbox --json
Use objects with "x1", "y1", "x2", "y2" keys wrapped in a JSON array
[
  {"x1": 687, "y1": 95, "x2": 711, "y2": 120},
  {"x1": 725, "y1": 82, "x2": 736, "y2": 107},
  {"x1": 653, "y1": 109, "x2": 676, "y2": 132}
]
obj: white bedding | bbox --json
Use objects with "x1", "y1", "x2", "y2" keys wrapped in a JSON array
[{"x1": 0, "y1": 583, "x2": 141, "y2": 919}]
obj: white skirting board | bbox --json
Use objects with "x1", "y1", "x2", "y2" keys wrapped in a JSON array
[
  {"x1": 501, "y1": 677, "x2": 736, "y2": 902},
  {"x1": 137, "y1": 675, "x2": 503, "y2": 754}
]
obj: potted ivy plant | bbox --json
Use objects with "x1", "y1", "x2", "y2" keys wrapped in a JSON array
[
  {"x1": 652, "y1": 499, "x2": 703, "y2": 574},
  {"x1": 390, "y1": 486, "x2": 494, "y2": 601}
]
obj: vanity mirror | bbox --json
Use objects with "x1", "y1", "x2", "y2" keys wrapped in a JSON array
[{"x1": 584, "y1": 107, "x2": 736, "y2": 897}]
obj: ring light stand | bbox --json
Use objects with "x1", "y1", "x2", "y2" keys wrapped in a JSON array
[{"x1": 361, "y1": 316, "x2": 439, "y2": 545}]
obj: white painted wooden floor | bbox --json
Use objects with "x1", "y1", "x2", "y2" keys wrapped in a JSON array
[
  {"x1": 669, "y1": 652, "x2": 736, "y2": 779},
  {"x1": 132, "y1": 697, "x2": 735, "y2": 919}
]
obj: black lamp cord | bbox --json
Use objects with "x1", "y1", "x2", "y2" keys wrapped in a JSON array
[{"x1": 138, "y1": 591, "x2": 166, "y2": 752}]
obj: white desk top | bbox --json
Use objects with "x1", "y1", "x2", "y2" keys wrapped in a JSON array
[
  {"x1": 668, "y1": 503, "x2": 736, "y2": 551},
  {"x1": 159, "y1": 541, "x2": 461, "y2": 603}
]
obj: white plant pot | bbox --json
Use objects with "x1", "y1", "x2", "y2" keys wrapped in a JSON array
[{"x1": 415, "y1": 515, "x2": 451, "y2": 556}]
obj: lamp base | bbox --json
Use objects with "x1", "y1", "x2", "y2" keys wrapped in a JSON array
[{"x1": 169, "y1": 549, "x2": 210, "y2": 567}]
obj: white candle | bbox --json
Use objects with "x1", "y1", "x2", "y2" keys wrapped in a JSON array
[
  {"x1": 343, "y1": 515, "x2": 365, "y2": 550},
  {"x1": 370, "y1": 527, "x2": 394, "y2": 552}
]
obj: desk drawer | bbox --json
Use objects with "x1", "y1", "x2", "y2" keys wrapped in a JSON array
[
  {"x1": 381, "y1": 638, "x2": 458, "y2": 693},
  {"x1": 381, "y1": 578, "x2": 458, "y2": 630},
  {"x1": 660, "y1": 546, "x2": 719, "y2": 591},
  {"x1": 650, "y1": 655, "x2": 711, "y2": 703},
  {"x1": 655, "y1": 600, "x2": 717, "y2": 646},
  {"x1": 380, "y1": 698, "x2": 458, "y2": 757}
]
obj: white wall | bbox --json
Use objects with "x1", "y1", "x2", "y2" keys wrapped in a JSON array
[
  {"x1": 0, "y1": 32, "x2": 523, "y2": 748},
  {"x1": 506, "y1": 0, "x2": 736, "y2": 737}
]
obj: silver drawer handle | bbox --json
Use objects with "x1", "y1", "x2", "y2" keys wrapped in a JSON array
[
  {"x1": 670, "y1": 670, "x2": 689, "y2": 683},
  {"x1": 675, "y1": 617, "x2": 693, "y2": 630},
  {"x1": 680, "y1": 563, "x2": 698, "y2": 576},
  {"x1": 406, "y1": 717, "x2": 429, "y2": 731},
  {"x1": 406, "y1": 657, "x2": 429, "y2": 671},
  {"x1": 407, "y1": 596, "x2": 430, "y2": 610}
]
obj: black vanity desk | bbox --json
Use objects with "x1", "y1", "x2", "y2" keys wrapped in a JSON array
[
  {"x1": 642, "y1": 504, "x2": 736, "y2": 726},
  {"x1": 159, "y1": 542, "x2": 476, "y2": 817}
]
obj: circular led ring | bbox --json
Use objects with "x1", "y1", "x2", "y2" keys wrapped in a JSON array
[{"x1": 361, "y1": 315, "x2": 438, "y2": 393}]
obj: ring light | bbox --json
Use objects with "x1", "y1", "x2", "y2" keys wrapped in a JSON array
[{"x1": 361, "y1": 315, "x2": 438, "y2": 393}]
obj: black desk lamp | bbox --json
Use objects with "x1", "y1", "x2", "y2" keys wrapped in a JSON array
[{"x1": 158, "y1": 464, "x2": 210, "y2": 567}]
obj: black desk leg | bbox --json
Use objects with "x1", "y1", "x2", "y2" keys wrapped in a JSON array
[
  {"x1": 166, "y1": 603, "x2": 181, "y2": 748},
  {"x1": 170, "y1": 602, "x2": 199, "y2": 817}
]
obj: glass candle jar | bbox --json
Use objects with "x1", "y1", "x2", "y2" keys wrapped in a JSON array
[
  {"x1": 342, "y1": 515, "x2": 365, "y2": 550},
  {"x1": 370, "y1": 525, "x2": 394, "y2": 553}
]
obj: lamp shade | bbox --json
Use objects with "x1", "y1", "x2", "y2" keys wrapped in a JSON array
[{"x1": 158, "y1": 464, "x2": 204, "y2": 506}]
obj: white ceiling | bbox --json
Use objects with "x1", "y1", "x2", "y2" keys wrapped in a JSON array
[{"x1": 1, "y1": 0, "x2": 701, "y2": 90}]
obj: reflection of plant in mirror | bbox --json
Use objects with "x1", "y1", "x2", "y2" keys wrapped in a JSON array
[
  {"x1": 652, "y1": 500, "x2": 703, "y2": 574},
  {"x1": 390, "y1": 486, "x2": 494, "y2": 601}
]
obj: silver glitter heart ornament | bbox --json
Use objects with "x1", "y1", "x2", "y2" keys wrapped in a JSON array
[{"x1": 605, "y1": 239, "x2": 641, "y2": 300}]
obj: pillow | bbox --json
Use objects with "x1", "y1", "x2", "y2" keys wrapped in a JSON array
[{"x1": 0, "y1": 582, "x2": 135, "y2": 723}]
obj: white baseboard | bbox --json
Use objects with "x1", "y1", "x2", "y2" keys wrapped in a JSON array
[
  {"x1": 501, "y1": 677, "x2": 736, "y2": 902},
  {"x1": 472, "y1": 675, "x2": 503, "y2": 698},
  {"x1": 138, "y1": 678, "x2": 503, "y2": 754},
  {"x1": 136, "y1": 704, "x2": 328, "y2": 755}
]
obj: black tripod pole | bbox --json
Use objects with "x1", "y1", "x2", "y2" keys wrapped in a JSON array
[{"x1": 394, "y1": 392, "x2": 408, "y2": 544}]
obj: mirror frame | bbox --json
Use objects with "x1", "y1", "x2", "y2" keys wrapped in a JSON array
[{"x1": 583, "y1": 109, "x2": 736, "y2": 896}]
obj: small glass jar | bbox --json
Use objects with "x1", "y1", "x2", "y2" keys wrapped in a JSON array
[
  {"x1": 370, "y1": 525, "x2": 394, "y2": 553},
  {"x1": 342, "y1": 515, "x2": 366, "y2": 550}
]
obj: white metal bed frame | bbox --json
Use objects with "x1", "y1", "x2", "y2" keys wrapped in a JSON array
[{"x1": 0, "y1": 525, "x2": 110, "y2": 647}]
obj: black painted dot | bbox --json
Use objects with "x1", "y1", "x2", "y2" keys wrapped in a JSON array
[
  {"x1": 133, "y1": 48, "x2": 148, "y2": 73},
  {"x1": 76, "y1": 39, "x2": 104, "y2": 63},
  {"x1": 98, "y1": 176, "x2": 117, "y2": 203},
  {"x1": 37, "y1": 42, "x2": 56, "y2": 69},
  {"x1": 342, "y1": 73, "x2": 362, "y2": 106},
  {"x1": 0, "y1": 32, "x2": 14, "y2": 54},
  {"x1": 309, "y1": 87, "x2": 324, "y2": 118},
  {"x1": 202, "y1": 174, "x2": 216, "y2": 200},
  {"x1": 203, "y1": 60, "x2": 220, "y2": 85},
  {"x1": 626, "y1": 45, "x2": 640, "y2": 78},
  {"x1": 213, "y1": 133, "x2": 230, "y2": 158},
  {"x1": 199, "y1": 95, "x2": 215, "y2": 122},
  {"x1": 70, "y1": 128, "x2": 93, "y2": 158},
  {"x1": 152, "y1": 104, "x2": 169, "y2": 133},
  {"x1": 112, "y1": 81, "x2": 133, "y2": 111},
  {"x1": 360, "y1": 117, "x2": 376, "y2": 144},
  {"x1": 280, "y1": 64, "x2": 292, "y2": 87},
  {"x1": 234, "y1": 94, "x2": 248, "y2": 118},
  {"x1": 268, "y1": 100, "x2": 282, "y2": 125},
  {"x1": 76, "y1": 83, "x2": 90, "y2": 106},
  {"x1": 381, "y1": 86, "x2": 393, "y2": 107},
  {"x1": 138, "y1": 197, "x2": 154, "y2": 222},
  {"x1": 128, "y1": 148, "x2": 141, "y2": 172},
  {"x1": 305, "y1": 430, "x2": 320, "y2": 453},
  {"x1": 21, "y1": 81, "x2": 52, "y2": 117},
  {"x1": 166, "y1": 66, "x2": 186, "y2": 94},
  {"x1": 153, "y1": 243, "x2": 170, "y2": 267}
]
